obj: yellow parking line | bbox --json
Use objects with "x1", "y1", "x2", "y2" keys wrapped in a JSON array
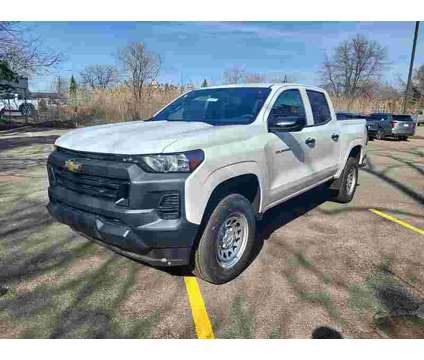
[
  {"x1": 369, "y1": 208, "x2": 424, "y2": 235},
  {"x1": 184, "y1": 276, "x2": 215, "y2": 339}
]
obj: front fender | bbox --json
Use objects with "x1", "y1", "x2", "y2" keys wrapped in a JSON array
[{"x1": 184, "y1": 161, "x2": 265, "y2": 224}]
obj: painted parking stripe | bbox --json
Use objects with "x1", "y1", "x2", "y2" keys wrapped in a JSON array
[
  {"x1": 184, "y1": 276, "x2": 215, "y2": 339},
  {"x1": 369, "y1": 208, "x2": 424, "y2": 235}
]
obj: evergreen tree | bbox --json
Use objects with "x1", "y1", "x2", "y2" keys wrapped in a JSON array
[
  {"x1": 201, "y1": 79, "x2": 208, "y2": 87},
  {"x1": 0, "y1": 60, "x2": 17, "y2": 81},
  {"x1": 69, "y1": 75, "x2": 77, "y2": 95}
]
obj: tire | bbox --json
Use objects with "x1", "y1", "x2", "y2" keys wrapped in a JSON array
[
  {"x1": 194, "y1": 194, "x2": 256, "y2": 284},
  {"x1": 400, "y1": 136, "x2": 408, "y2": 141},
  {"x1": 376, "y1": 130, "x2": 384, "y2": 140},
  {"x1": 331, "y1": 157, "x2": 359, "y2": 204}
]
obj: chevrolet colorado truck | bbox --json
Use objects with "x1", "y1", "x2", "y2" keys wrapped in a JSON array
[{"x1": 47, "y1": 84, "x2": 367, "y2": 284}]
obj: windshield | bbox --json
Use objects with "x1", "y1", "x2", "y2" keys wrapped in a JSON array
[
  {"x1": 153, "y1": 87, "x2": 271, "y2": 125},
  {"x1": 392, "y1": 115, "x2": 413, "y2": 121}
]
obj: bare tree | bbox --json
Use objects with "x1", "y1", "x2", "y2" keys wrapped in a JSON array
[
  {"x1": 320, "y1": 34, "x2": 388, "y2": 97},
  {"x1": 80, "y1": 64, "x2": 119, "y2": 89},
  {"x1": 50, "y1": 76, "x2": 69, "y2": 96},
  {"x1": 118, "y1": 42, "x2": 161, "y2": 102},
  {"x1": 223, "y1": 65, "x2": 246, "y2": 84},
  {"x1": 412, "y1": 64, "x2": 424, "y2": 97},
  {"x1": 0, "y1": 22, "x2": 63, "y2": 76},
  {"x1": 243, "y1": 72, "x2": 266, "y2": 83},
  {"x1": 268, "y1": 74, "x2": 296, "y2": 83}
]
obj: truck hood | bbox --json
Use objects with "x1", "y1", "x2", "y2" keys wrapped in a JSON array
[{"x1": 55, "y1": 120, "x2": 215, "y2": 154}]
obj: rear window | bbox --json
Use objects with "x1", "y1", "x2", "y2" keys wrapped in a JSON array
[
  {"x1": 306, "y1": 90, "x2": 331, "y2": 125},
  {"x1": 392, "y1": 115, "x2": 413, "y2": 121}
]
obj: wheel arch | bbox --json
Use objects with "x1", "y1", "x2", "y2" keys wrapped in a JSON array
[
  {"x1": 334, "y1": 141, "x2": 364, "y2": 180},
  {"x1": 185, "y1": 162, "x2": 264, "y2": 225}
]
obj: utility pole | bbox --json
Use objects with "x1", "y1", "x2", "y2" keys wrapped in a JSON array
[{"x1": 403, "y1": 21, "x2": 420, "y2": 114}]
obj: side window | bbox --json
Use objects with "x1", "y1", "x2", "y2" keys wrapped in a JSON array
[
  {"x1": 269, "y1": 89, "x2": 305, "y2": 120},
  {"x1": 306, "y1": 90, "x2": 331, "y2": 125}
]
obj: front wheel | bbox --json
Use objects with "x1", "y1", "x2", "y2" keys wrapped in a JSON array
[
  {"x1": 194, "y1": 194, "x2": 256, "y2": 284},
  {"x1": 331, "y1": 157, "x2": 359, "y2": 203}
]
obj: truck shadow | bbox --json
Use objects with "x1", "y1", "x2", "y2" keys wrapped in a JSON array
[
  {"x1": 252, "y1": 183, "x2": 332, "y2": 262},
  {"x1": 0, "y1": 135, "x2": 59, "y2": 152},
  {"x1": 161, "y1": 183, "x2": 333, "y2": 278}
]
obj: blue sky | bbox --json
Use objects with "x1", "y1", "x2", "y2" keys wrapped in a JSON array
[{"x1": 27, "y1": 21, "x2": 424, "y2": 91}]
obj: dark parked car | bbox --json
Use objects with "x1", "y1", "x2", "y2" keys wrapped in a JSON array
[{"x1": 369, "y1": 113, "x2": 416, "y2": 140}]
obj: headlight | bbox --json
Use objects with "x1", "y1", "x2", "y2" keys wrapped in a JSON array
[{"x1": 122, "y1": 150, "x2": 204, "y2": 173}]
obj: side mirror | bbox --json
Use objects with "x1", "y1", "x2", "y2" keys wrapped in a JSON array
[{"x1": 268, "y1": 115, "x2": 306, "y2": 132}]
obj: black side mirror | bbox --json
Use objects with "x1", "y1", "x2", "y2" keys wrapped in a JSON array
[{"x1": 268, "y1": 115, "x2": 306, "y2": 132}]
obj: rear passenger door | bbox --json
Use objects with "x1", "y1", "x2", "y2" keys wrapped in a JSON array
[{"x1": 304, "y1": 89, "x2": 340, "y2": 180}]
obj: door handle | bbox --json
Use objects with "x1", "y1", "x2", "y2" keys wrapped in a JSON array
[
  {"x1": 305, "y1": 137, "x2": 316, "y2": 146},
  {"x1": 331, "y1": 133, "x2": 339, "y2": 141}
]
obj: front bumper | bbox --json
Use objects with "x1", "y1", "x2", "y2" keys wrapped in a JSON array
[{"x1": 47, "y1": 148, "x2": 199, "y2": 267}]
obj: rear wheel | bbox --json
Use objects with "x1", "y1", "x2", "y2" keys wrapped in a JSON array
[
  {"x1": 194, "y1": 194, "x2": 256, "y2": 284},
  {"x1": 331, "y1": 157, "x2": 359, "y2": 203}
]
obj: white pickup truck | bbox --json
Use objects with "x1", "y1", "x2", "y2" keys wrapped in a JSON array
[
  {"x1": 0, "y1": 93, "x2": 38, "y2": 117},
  {"x1": 47, "y1": 83, "x2": 367, "y2": 284}
]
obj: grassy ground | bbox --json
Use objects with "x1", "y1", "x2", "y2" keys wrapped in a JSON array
[{"x1": 0, "y1": 125, "x2": 423, "y2": 338}]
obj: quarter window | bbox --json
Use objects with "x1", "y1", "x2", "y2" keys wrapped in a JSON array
[
  {"x1": 269, "y1": 89, "x2": 305, "y2": 120},
  {"x1": 307, "y1": 90, "x2": 331, "y2": 125}
]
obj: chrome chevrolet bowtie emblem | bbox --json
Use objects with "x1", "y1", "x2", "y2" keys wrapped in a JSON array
[{"x1": 65, "y1": 159, "x2": 83, "y2": 173}]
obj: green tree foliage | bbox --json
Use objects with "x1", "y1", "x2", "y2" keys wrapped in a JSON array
[
  {"x1": 201, "y1": 79, "x2": 208, "y2": 87},
  {"x1": 69, "y1": 75, "x2": 77, "y2": 95},
  {"x1": 0, "y1": 59, "x2": 17, "y2": 81}
]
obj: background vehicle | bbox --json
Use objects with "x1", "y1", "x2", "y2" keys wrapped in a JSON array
[
  {"x1": 0, "y1": 92, "x2": 38, "y2": 117},
  {"x1": 367, "y1": 113, "x2": 393, "y2": 140},
  {"x1": 369, "y1": 113, "x2": 415, "y2": 140},
  {"x1": 47, "y1": 83, "x2": 367, "y2": 284},
  {"x1": 365, "y1": 114, "x2": 388, "y2": 140}
]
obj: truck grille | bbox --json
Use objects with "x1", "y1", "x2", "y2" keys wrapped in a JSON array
[
  {"x1": 157, "y1": 193, "x2": 180, "y2": 220},
  {"x1": 52, "y1": 165, "x2": 129, "y2": 200}
]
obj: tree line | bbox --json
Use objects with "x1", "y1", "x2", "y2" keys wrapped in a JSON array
[{"x1": 1, "y1": 22, "x2": 423, "y2": 114}]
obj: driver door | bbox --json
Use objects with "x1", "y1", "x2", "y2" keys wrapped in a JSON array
[{"x1": 264, "y1": 88, "x2": 317, "y2": 207}]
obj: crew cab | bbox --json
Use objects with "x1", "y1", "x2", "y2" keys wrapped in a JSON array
[{"x1": 47, "y1": 84, "x2": 367, "y2": 284}]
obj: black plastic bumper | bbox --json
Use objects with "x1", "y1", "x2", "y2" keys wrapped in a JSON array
[{"x1": 47, "y1": 148, "x2": 199, "y2": 267}]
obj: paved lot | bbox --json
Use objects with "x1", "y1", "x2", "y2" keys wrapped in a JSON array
[{"x1": 0, "y1": 125, "x2": 423, "y2": 338}]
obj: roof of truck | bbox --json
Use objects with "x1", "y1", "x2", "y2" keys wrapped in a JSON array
[{"x1": 200, "y1": 83, "x2": 323, "y2": 90}]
